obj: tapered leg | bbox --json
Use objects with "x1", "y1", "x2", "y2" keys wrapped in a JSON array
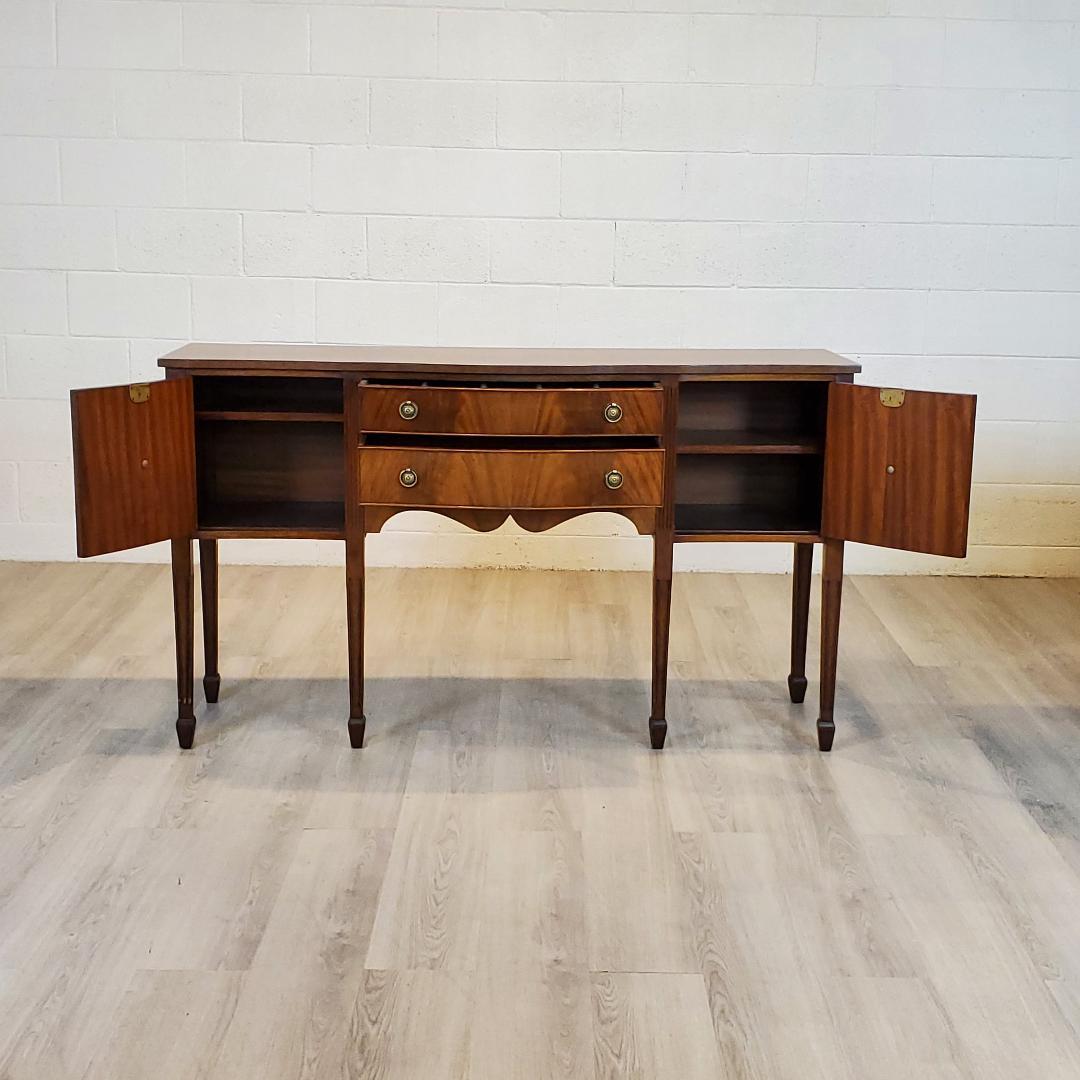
[
  {"x1": 817, "y1": 538, "x2": 844, "y2": 752},
  {"x1": 345, "y1": 524, "x2": 366, "y2": 748},
  {"x1": 172, "y1": 537, "x2": 196, "y2": 749},
  {"x1": 650, "y1": 527, "x2": 674, "y2": 750},
  {"x1": 787, "y1": 542, "x2": 813, "y2": 703},
  {"x1": 199, "y1": 538, "x2": 220, "y2": 704}
]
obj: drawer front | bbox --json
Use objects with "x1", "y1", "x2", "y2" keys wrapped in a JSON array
[
  {"x1": 358, "y1": 448, "x2": 664, "y2": 508},
  {"x1": 360, "y1": 386, "x2": 663, "y2": 437}
]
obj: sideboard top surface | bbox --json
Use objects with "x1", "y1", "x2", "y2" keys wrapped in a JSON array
[{"x1": 159, "y1": 343, "x2": 860, "y2": 377}]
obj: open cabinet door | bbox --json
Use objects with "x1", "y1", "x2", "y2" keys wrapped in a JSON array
[
  {"x1": 822, "y1": 384, "x2": 976, "y2": 558},
  {"x1": 71, "y1": 380, "x2": 196, "y2": 557}
]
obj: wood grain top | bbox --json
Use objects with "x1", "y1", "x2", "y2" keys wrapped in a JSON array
[{"x1": 159, "y1": 343, "x2": 860, "y2": 377}]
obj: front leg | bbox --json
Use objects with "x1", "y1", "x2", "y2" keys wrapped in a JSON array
[
  {"x1": 649, "y1": 526, "x2": 674, "y2": 750},
  {"x1": 199, "y1": 538, "x2": 220, "y2": 704},
  {"x1": 817, "y1": 539, "x2": 844, "y2": 751},
  {"x1": 787, "y1": 542, "x2": 813, "y2": 703},
  {"x1": 172, "y1": 537, "x2": 196, "y2": 749},
  {"x1": 345, "y1": 524, "x2": 366, "y2": 748}
]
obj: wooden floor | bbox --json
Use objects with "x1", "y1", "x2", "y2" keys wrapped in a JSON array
[{"x1": 1, "y1": 561, "x2": 1079, "y2": 1079}]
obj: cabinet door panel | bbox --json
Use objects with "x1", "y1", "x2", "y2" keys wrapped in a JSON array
[
  {"x1": 822, "y1": 384, "x2": 976, "y2": 558},
  {"x1": 71, "y1": 379, "x2": 196, "y2": 557}
]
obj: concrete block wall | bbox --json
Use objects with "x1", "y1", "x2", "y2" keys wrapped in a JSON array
[{"x1": 0, "y1": 0, "x2": 1078, "y2": 573}]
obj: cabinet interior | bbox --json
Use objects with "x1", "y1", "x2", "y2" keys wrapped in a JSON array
[
  {"x1": 194, "y1": 375, "x2": 344, "y2": 420},
  {"x1": 194, "y1": 376, "x2": 346, "y2": 536},
  {"x1": 675, "y1": 381, "x2": 828, "y2": 536},
  {"x1": 189, "y1": 375, "x2": 834, "y2": 539}
]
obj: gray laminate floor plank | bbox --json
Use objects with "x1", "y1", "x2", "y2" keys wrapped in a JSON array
[{"x1": 0, "y1": 562, "x2": 1078, "y2": 1078}]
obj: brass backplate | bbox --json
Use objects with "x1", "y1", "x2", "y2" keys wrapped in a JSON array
[
  {"x1": 128, "y1": 383, "x2": 150, "y2": 404},
  {"x1": 879, "y1": 388, "x2": 905, "y2": 408}
]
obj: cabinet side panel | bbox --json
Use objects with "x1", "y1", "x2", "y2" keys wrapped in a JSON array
[{"x1": 71, "y1": 380, "x2": 196, "y2": 557}]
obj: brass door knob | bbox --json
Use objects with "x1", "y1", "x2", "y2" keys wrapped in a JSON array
[
  {"x1": 399, "y1": 400, "x2": 418, "y2": 420},
  {"x1": 604, "y1": 469, "x2": 624, "y2": 490},
  {"x1": 604, "y1": 402, "x2": 623, "y2": 423},
  {"x1": 399, "y1": 467, "x2": 418, "y2": 488}
]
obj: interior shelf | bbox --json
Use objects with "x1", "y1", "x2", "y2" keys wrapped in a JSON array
[
  {"x1": 678, "y1": 380, "x2": 827, "y2": 454},
  {"x1": 675, "y1": 452, "x2": 823, "y2": 537},
  {"x1": 674, "y1": 503, "x2": 820, "y2": 535},
  {"x1": 677, "y1": 430, "x2": 822, "y2": 455},
  {"x1": 198, "y1": 500, "x2": 345, "y2": 536}
]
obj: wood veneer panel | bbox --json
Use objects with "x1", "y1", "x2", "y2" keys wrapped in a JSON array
[
  {"x1": 822, "y1": 385, "x2": 976, "y2": 558},
  {"x1": 360, "y1": 386, "x2": 663, "y2": 437},
  {"x1": 161, "y1": 343, "x2": 860, "y2": 377},
  {"x1": 71, "y1": 380, "x2": 196, "y2": 557},
  {"x1": 357, "y1": 447, "x2": 664, "y2": 509}
]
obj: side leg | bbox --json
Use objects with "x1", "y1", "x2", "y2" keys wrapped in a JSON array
[
  {"x1": 787, "y1": 542, "x2": 813, "y2": 703},
  {"x1": 172, "y1": 537, "x2": 196, "y2": 749},
  {"x1": 345, "y1": 523, "x2": 366, "y2": 748},
  {"x1": 649, "y1": 527, "x2": 674, "y2": 750},
  {"x1": 817, "y1": 538, "x2": 844, "y2": 752},
  {"x1": 199, "y1": 538, "x2": 220, "y2": 704}
]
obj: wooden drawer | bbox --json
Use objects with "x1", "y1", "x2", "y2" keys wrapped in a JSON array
[
  {"x1": 357, "y1": 447, "x2": 665, "y2": 508},
  {"x1": 360, "y1": 385, "x2": 663, "y2": 437}
]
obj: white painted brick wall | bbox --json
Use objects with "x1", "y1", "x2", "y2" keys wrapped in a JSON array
[
  {"x1": 0, "y1": 3, "x2": 55, "y2": 68},
  {"x1": 244, "y1": 75, "x2": 368, "y2": 145},
  {"x1": 316, "y1": 280, "x2": 437, "y2": 344},
  {"x1": 183, "y1": 4, "x2": 308, "y2": 75},
  {"x1": 0, "y1": 0, "x2": 1077, "y2": 575},
  {"x1": 1060, "y1": 161, "x2": 1080, "y2": 223},
  {"x1": 0, "y1": 207, "x2": 116, "y2": 271},
  {"x1": 497, "y1": 83, "x2": 621, "y2": 149},
  {"x1": 243, "y1": 212, "x2": 368, "y2": 279},
  {"x1": 368, "y1": 216, "x2": 489, "y2": 282},
  {"x1": 690, "y1": 16, "x2": 819, "y2": 84},
  {"x1": 0, "y1": 70, "x2": 114, "y2": 136},
  {"x1": 117, "y1": 209, "x2": 241, "y2": 275},
  {"x1": 191, "y1": 277, "x2": 315, "y2": 341},
  {"x1": 615, "y1": 222, "x2": 740, "y2": 286},
  {"x1": 0, "y1": 138, "x2": 60, "y2": 204},
  {"x1": 186, "y1": 142, "x2": 311, "y2": 210},
  {"x1": 311, "y1": 8, "x2": 438, "y2": 78},
  {"x1": 0, "y1": 271, "x2": 67, "y2": 335},
  {"x1": 371, "y1": 80, "x2": 495, "y2": 148},
  {"x1": 5, "y1": 337, "x2": 129, "y2": 400},
  {"x1": 58, "y1": 2, "x2": 182, "y2": 71},
  {"x1": 61, "y1": 140, "x2": 186, "y2": 207},
  {"x1": 489, "y1": 219, "x2": 614, "y2": 284},
  {"x1": 68, "y1": 273, "x2": 190, "y2": 339},
  {"x1": 115, "y1": 72, "x2": 241, "y2": 139}
]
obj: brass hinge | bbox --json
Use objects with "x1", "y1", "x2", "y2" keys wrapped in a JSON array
[
  {"x1": 129, "y1": 383, "x2": 150, "y2": 404},
  {"x1": 879, "y1": 388, "x2": 905, "y2": 408}
]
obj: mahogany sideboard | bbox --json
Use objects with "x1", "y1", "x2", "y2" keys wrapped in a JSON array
[{"x1": 69, "y1": 344, "x2": 977, "y2": 752}]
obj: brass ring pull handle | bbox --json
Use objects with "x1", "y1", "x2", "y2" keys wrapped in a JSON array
[
  {"x1": 604, "y1": 402, "x2": 623, "y2": 423},
  {"x1": 398, "y1": 400, "x2": 419, "y2": 420},
  {"x1": 399, "y1": 467, "x2": 418, "y2": 489},
  {"x1": 604, "y1": 469, "x2": 624, "y2": 490}
]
